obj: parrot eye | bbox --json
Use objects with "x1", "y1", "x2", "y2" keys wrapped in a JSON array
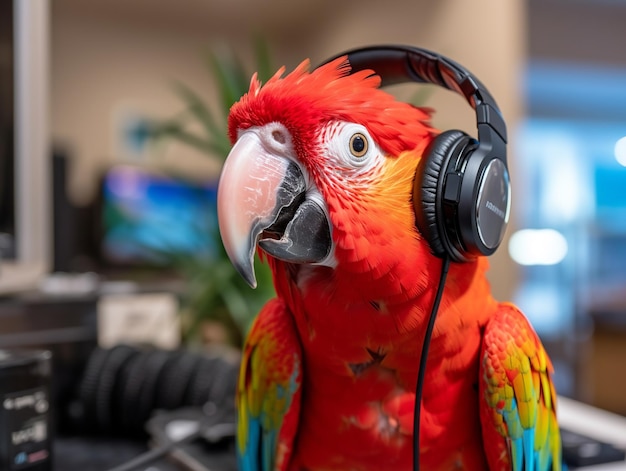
[
  {"x1": 349, "y1": 133, "x2": 369, "y2": 158},
  {"x1": 326, "y1": 122, "x2": 379, "y2": 171}
]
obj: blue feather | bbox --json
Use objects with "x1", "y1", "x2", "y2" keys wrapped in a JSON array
[
  {"x1": 263, "y1": 428, "x2": 277, "y2": 471},
  {"x1": 511, "y1": 435, "x2": 524, "y2": 471},
  {"x1": 239, "y1": 417, "x2": 262, "y2": 471},
  {"x1": 523, "y1": 427, "x2": 535, "y2": 470}
]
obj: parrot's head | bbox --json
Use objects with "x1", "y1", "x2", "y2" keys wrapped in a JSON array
[{"x1": 218, "y1": 57, "x2": 439, "y2": 298}]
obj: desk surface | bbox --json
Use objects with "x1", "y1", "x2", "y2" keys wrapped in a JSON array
[{"x1": 558, "y1": 396, "x2": 626, "y2": 470}]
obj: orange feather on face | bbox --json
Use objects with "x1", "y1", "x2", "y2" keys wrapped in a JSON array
[{"x1": 221, "y1": 57, "x2": 564, "y2": 471}]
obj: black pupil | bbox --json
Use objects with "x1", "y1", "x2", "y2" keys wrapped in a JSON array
[{"x1": 352, "y1": 135, "x2": 365, "y2": 153}]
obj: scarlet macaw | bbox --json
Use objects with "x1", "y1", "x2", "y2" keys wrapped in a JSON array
[{"x1": 217, "y1": 55, "x2": 563, "y2": 471}]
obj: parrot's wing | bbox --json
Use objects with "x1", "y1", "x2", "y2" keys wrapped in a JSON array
[
  {"x1": 479, "y1": 303, "x2": 563, "y2": 471},
  {"x1": 237, "y1": 298, "x2": 303, "y2": 471}
]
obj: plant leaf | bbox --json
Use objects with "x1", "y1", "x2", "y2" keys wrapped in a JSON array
[
  {"x1": 253, "y1": 36, "x2": 273, "y2": 83},
  {"x1": 153, "y1": 123, "x2": 221, "y2": 155},
  {"x1": 171, "y1": 81, "x2": 223, "y2": 141},
  {"x1": 206, "y1": 49, "x2": 250, "y2": 121}
]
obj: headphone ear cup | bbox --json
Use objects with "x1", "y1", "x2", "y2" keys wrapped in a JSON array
[{"x1": 414, "y1": 129, "x2": 469, "y2": 258}]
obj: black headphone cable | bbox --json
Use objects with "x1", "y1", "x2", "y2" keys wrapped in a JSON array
[{"x1": 413, "y1": 255, "x2": 450, "y2": 471}]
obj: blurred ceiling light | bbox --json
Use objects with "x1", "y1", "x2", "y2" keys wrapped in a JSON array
[
  {"x1": 508, "y1": 229, "x2": 568, "y2": 266},
  {"x1": 615, "y1": 136, "x2": 626, "y2": 167}
]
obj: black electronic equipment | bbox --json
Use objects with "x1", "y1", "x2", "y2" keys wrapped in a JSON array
[{"x1": 0, "y1": 350, "x2": 53, "y2": 471}]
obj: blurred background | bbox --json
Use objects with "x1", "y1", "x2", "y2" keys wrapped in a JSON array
[{"x1": 2, "y1": 0, "x2": 626, "y2": 463}]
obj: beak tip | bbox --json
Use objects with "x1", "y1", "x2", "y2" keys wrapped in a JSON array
[
  {"x1": 235, "y1": 260, "x2": 258, "y2": 290},
  {"x1": 246, "y1": 275, "x2": 258, "y2": 290}
]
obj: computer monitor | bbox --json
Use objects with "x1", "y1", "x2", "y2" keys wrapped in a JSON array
[{"x1": 99, "y1": 165, "x2": 219, "y2": 270}]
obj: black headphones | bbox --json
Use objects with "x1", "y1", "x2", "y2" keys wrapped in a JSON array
[{"x1": 323, "y1": 45, "x2": 511, "y2": 262}]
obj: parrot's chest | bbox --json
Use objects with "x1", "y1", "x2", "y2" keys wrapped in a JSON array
[
  {"x1": 292, "y1": 342, "x2": 416, "y2": 470},
  {"x1": 288, "y1": 303, "x2": 488, "y2": 470}
]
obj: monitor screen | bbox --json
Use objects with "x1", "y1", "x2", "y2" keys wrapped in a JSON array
[{"x1": 100, "y1": 165, "x2": 219, "y2": 268}]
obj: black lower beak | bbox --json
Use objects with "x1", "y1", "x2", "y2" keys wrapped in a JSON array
[{"x1": 259, "y1": 197, "x2": 331, "y2": 264}]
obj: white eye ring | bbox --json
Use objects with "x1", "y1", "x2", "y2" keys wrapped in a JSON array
[{"x1": 328, "y1": 123, "x2": 376, "y2": 169}]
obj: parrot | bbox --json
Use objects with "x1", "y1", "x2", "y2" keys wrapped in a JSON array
[{"x1": 216, "y1": 55, "x2": 564, "y2": 471}]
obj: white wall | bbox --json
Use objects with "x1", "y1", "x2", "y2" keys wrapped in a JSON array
[{"x1": 51, "y1": 9, "x2": 225, "y2": 206}]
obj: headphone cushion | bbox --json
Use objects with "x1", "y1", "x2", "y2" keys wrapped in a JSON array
[{"x1": 414, "y1": 130, "x2": 468, "y2": 257}]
